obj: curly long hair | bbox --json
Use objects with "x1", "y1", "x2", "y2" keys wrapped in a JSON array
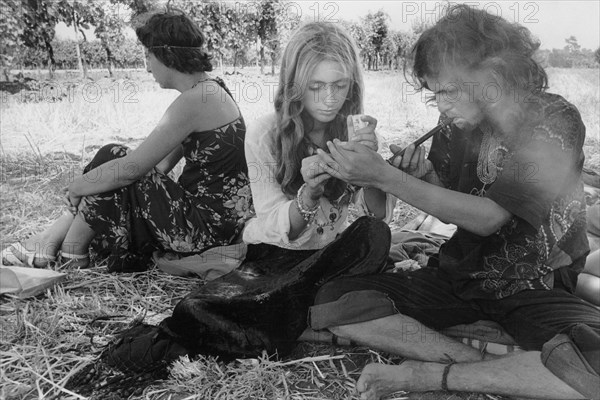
[
  {"x1": 273, "y1": 22, "x2": 363, "y2": 199},
  {"x1": 136, "y1": 10, "x2": 213, "y2": 73},
  {"x1": 411, "y1": 4, "x2": 548, "y2": 94}
]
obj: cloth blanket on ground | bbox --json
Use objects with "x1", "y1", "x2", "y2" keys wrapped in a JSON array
[
  {"x1": 0, "y1": 266, "x2": 66, "y2": 298},
  {"x1": 152, "y1": 214, "x2": 455, "y2": 278},
  {"x1": 152, "y1": 243, "x2": 247, "y2": 280}
]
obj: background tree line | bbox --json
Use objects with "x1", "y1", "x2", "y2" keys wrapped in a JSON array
[{"x1": 1, "y1": 0, "x2": 598, "y2": 82}]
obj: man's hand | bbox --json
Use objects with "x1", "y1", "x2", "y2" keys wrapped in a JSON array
[
  {"x1": 62, "y1": 186, "x2": 80, "y2": 215},
  {"x1": 389, "y1": 143, "x2": 434, "y2": 179},
  {"x1": 316, "y1": 139, "x2": 389, "y2": 188},
  {"x1": 347, "y1": 115, "x2": 378, "y2": 151}
]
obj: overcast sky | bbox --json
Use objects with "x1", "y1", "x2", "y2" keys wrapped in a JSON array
[
  {"x1": 309, "y1": 0, "x2": 600, "y2": 50},
  {"x1": 56, "y1": 0, "x2": 600, "y2": 51}
]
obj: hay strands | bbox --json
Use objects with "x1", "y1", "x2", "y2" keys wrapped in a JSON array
[{"x1": 279, "y1": 354, "x2": 346, "y2": 367}]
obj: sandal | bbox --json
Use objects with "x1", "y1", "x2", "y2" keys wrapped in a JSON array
[
  {"x1": 59, "y1": 251, "x2": 90, "y2": 268},
  {"x1": 1, "y1": 243, "x2": 56, "y2": 268}
]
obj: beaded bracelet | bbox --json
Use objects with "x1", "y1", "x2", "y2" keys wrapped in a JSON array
[{"x1": 296, "y1": 183, "x2": 319, "y2": 222}]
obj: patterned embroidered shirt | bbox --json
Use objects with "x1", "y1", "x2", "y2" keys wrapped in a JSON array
[{"x1": 428, "y1": 93, "x2": 589, "y2": 300}]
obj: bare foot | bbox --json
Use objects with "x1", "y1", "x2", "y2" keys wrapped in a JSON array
[{"x1": 356, "y1": 361, "x2": 444, "y2": 400}]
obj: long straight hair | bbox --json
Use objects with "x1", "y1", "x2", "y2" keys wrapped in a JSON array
[{"x1": 273, "y1": 22, "x2": 363, "y2": 199}]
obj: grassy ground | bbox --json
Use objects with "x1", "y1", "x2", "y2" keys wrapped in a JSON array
[{"x1": 1, "y1": 67, "x2": 598, "y2": 400}]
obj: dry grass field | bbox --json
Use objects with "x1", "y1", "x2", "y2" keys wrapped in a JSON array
[{"x1": 0, "y1": 67, "x2": 598, "y2": 400}]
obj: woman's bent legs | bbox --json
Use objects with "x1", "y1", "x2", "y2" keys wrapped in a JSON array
[
  {"x1": 60, "y1": 214, "x2": 95, "y2": 267},
  {"x1": 4, "y1": 213, "x2": 75, "y2": 267}
]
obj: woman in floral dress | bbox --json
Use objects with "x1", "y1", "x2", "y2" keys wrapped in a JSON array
[{"x1": 2, "y1": 11, "x2": 253, "y2": 272}]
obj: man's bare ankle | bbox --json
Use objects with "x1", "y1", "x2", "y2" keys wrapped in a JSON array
[{"x1": 413, "y1": 362, "x2": 447, "y2": 391}]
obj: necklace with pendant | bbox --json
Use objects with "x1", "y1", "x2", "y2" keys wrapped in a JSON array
[
  {"x1": 314, "y1": 185, "x2": 356, "y2": 235},
  {"x1": 477, "y1": 125, "x2": 508, "y2": 186}
]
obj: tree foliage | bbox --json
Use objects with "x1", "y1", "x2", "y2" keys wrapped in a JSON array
[
  {"x1": 0, "y1": 0, "x2": 24, "y2": 80},
  {"x1": 360, "y1": 10, "x2": 389, "y2": 70},
  {"x1": 177, "y1": 1, "x2": 226, "y2": 72},
  {"x1": 342, "y1": 12, "x2": 413, "y2": 71},
  {"x1": 94, "y1": 1, "x2": 128, "y2": 77},
  {"x1": 20, "y1": 38, "x2": 144, "y2": 69},
  {"x1": 4, "y1": 1, "x2": 597, "y2": 82},
  {"x1": 256, "y1": 0, "x2": 279, "y2": 74},
  {"x1": 221, "y1": 3, "x2": 257, "y2": 72},
  {"x1": 20, "y1": 0, "x2": 64, "y2": 78},
  {"x1": 540, "y1": 37, "x2": 598, "y2": 69}
]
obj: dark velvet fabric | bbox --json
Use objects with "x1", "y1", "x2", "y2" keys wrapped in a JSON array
[{"x1": 162, "y1": 216, "x2": 391, "y2": 359}]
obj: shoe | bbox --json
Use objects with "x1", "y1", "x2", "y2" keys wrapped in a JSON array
[{"x1": 1, "y1": 243, "x2": 56, "y2": 268}]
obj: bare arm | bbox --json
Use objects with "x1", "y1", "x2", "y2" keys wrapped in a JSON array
[
  {"x1": 68, "y1": 93, "x2": 199, "y2": 200},
  {"x1": 324, "y1": 141, "x2": 512, "y2": 236},
  {"x1": 378, "y1": 167, "x2": 511, "y2": 235},
  {"x1": 155, "y1": 146, "x2": 184, "y2": 175}
]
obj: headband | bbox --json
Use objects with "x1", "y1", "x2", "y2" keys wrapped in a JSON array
[{"x1": 150, "y1": 45, "x2": 202, "y2": 50}]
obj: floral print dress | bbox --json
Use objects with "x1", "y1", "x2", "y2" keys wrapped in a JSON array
[{"x1": 78, "y1": 78, "x2": 253, "y2": 272}]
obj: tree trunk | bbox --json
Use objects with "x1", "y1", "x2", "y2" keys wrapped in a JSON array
[
  {"x1": 45, "y1": 41, "x2": 56, "y2": 79},
  {"x1": 255, "y1": 40, "x2": 260, "y2": 69},
  {"x1": 74, "y1": 39, "x2": 85, "y2": 77},
  {"x1": 105, "y1": 45, "x2": 114, "y2": 77},
  {"x1": 2, "y1": 67, "x2": 11, "y2": 82},
  {"x1": 73, "y1": 12, "x2": 88, "y2": 79},
  {"x1": 142, "y1": 46, "x2": 147, "y2": 71},
  {"x1": 260, "y1": 46, "x2": 265, "y2": 75},
  {"x1": 47, "y1": 57, "x2": 54, "y2": 79},
  {"x1": 271, "y1": 51, "x2": 275, "y2": 75},
  {"x1": 82, "y1": 50, "x2": 89, "y2": 79},
  {"x1": 73, "y1": 19, "x2": 83, "y2": 75}
]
